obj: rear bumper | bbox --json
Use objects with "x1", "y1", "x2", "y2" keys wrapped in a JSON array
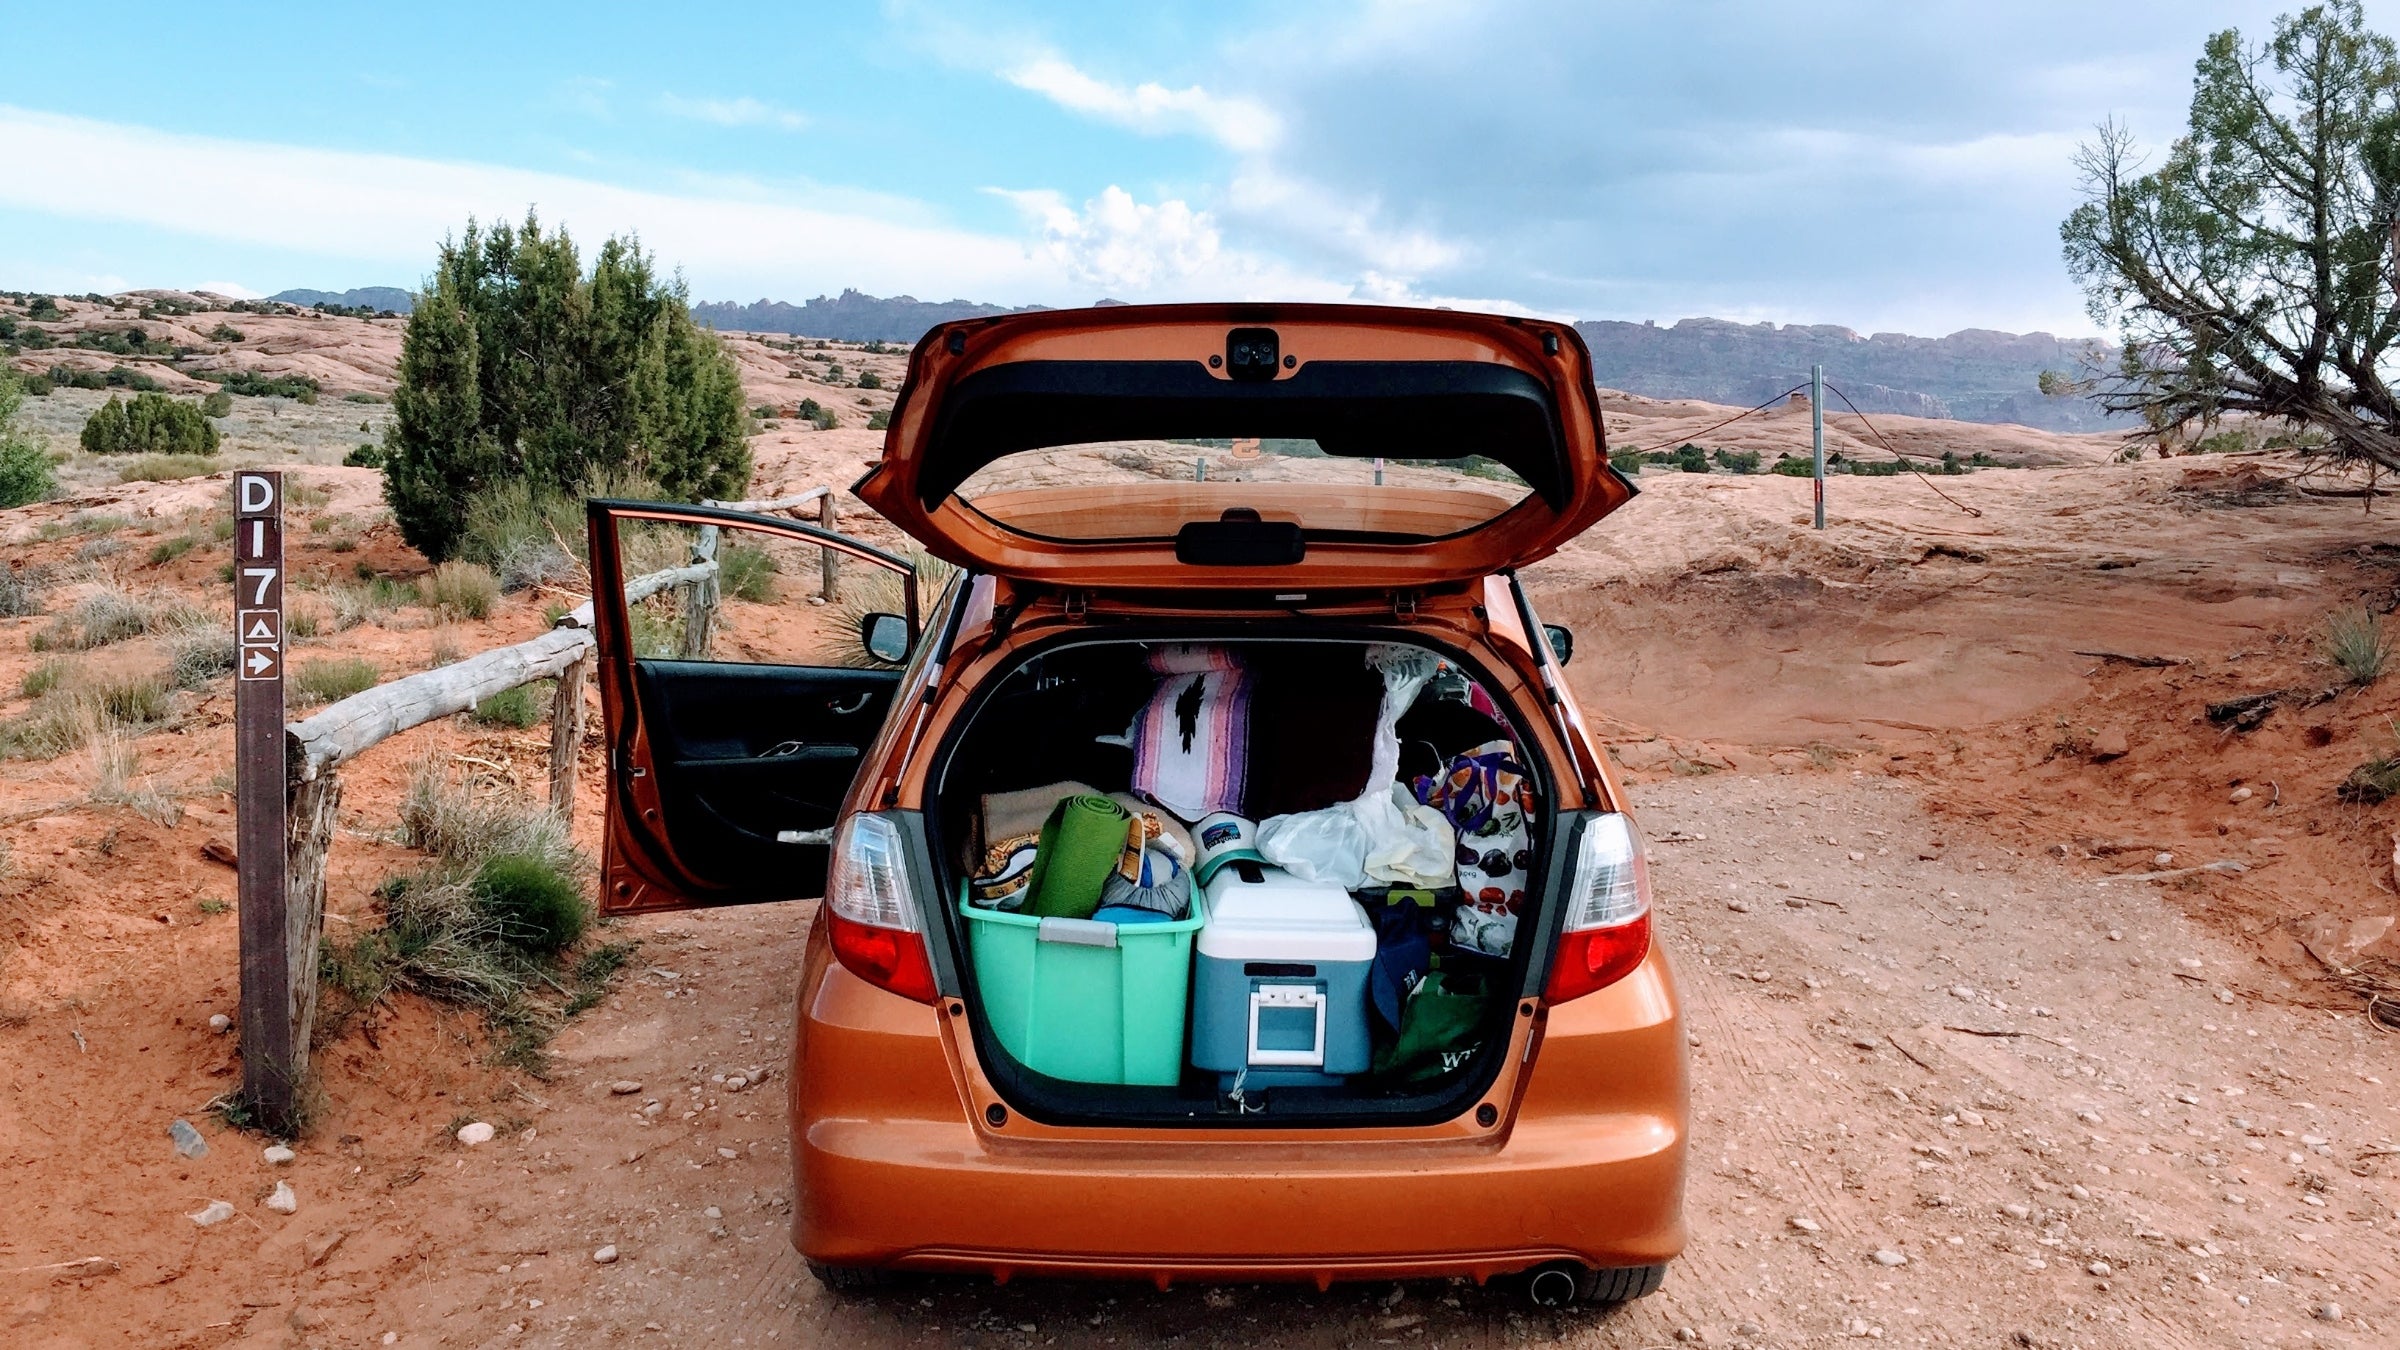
[
  {"x1": 789, "y1": 937, "x2": 1688, "y2": 1284},
  {"x1": 797, "y1": 1109, "x2": 1685, "y2": 1283}
]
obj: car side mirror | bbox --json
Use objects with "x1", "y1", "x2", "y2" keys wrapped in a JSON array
[
  {"x1": 859, "y1": 612, "x2": 912, "y2": 665},
  {"x1": 1543, "y1": 623, "x2": 1574, "y2": 666}
]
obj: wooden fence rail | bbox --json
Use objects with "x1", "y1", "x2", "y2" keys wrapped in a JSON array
[{"x1": 264, "y1": 486, "x2": 833, "y2": 1124}]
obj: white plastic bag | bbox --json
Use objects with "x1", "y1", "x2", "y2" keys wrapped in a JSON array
[{"x1": 1258, "y1": 645, "x2": 1455, "y2": 888}]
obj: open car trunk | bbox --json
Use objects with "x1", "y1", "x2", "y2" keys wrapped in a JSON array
[{"x1": 924, "y1": 633, "x2": 1553, "y2": 1128}]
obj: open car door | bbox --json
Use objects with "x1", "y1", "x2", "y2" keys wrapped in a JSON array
[{"x1": 587, "y1": 500, "x2": 925, "y2": 916}]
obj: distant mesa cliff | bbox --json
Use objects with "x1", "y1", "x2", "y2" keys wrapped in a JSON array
[
  {"x1": 1575, "y1": 317, "x2": 2122, "y2": 431},
  {"x1": 691, "y1": 290, "x2": 1045, "y2": 343},
  {"x1": 269, "y1": 286, "x2": 415, "y2": 313}
]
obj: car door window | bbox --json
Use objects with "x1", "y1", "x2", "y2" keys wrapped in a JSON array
[{"x1": 591, "y1": 504, "x2": 925, "y2": 912}]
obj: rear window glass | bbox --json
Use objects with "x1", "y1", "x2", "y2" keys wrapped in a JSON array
[{"x1": 954, "y1": 438, "x2": 1532, "y2": 543}]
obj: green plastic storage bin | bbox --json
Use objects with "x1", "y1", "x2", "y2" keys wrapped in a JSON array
[{"x1": 960, "y1": 888, "x2": 1207, "y2": 1086}]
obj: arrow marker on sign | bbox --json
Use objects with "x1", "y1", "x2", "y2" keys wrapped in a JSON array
[{"x1": 245, "y1": 649, "x2": 276, "y2": 675}]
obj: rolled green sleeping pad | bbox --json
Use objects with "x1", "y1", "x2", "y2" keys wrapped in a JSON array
[{"x1": 1021, "y1": 794, "x2": 1131, "y2": 920}]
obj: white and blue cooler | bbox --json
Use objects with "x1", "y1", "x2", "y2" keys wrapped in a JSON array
[{"x1": 1189, "y1": 860, "x2": 1375, "y2": 1089}]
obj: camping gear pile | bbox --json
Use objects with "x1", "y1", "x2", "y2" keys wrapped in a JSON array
[{"x1": 960, "y1": 643, "x2": 1539, "y2": 1092}]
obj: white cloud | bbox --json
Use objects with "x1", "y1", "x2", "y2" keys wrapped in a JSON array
[
  {"x1": 192, "y1": 280, "x2": 262, "y2": 298},
  {"x1": 1224, "y1": 167, "x2": 1465, "y2": 277},
  {"x1": 1002, "y1": 55, "x2": 1279, "y2": 153},
  {"x1": 0, "y1": 105, "x2": 1050, "y2": 302},
  {"x1": 656, "y1": 94, "x2": 809, "y2": 132},
  {"x1": 996, "y1": 186, "x2": 1222, "y2": 293}
]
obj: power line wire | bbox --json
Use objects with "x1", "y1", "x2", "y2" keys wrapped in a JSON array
[
  {"x1": 1626, "y1": 385, "x2": 1809, "y2": 456},
  {"x1": 1818, "y1": 382, "x2": 1985, "y2": 518}
]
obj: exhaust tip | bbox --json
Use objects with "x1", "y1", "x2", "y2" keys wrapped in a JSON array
[{"x1": 1526, "y1": 1263, "x2": 1582, "y2": 1309}]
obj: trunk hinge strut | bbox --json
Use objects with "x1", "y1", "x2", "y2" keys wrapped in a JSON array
[
  {"x1": 1391, "y1": 590, "x2": 1419, "y2": 621},
  {"x1": 1061, "y1": 589, "x2": 1089, "y2": 622}
]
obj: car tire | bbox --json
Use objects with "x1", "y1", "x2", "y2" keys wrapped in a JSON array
[
  {"x1": 1578, "y1": 1262, "x2": 1667, "y2": 1305},
  {"x1": 806, "y1": 1260, "x2": 898, "y2": 1295}
]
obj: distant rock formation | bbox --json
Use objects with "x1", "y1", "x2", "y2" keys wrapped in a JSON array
[
  {"x1": 690, "y1": 289, "x2": 1046, "y2": 342},
  {"x1": 1575, "y1": 317, "x2": 2123, "y2": 431},
  {"x1": 269, "y1": 286, "x2": 415, "y2": 313}
]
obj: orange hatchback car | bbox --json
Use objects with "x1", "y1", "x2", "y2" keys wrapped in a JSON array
[{"x1": 583, "y1": 304, "x2": 1686, "y2": 1309}]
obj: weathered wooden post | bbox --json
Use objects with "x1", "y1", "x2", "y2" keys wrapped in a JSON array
[
  {"x1": 818, "y1": 492, "x2": 839, "y2": 601},
  {"x1": 547, "y1": 651, "x2": 590, "y2": 818},
  {"x1": 233, "y1": 469, "x2": 308, "y2": 1133},
  {"x1": 679, "y1": 524, "x2": 719, "y2": 659}
]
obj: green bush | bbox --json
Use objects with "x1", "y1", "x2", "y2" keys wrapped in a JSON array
[
  {"x1": 343, "y1": 391, "x2": 385, "y2": 404},
  {"x1": 200, "y1": 389, "x2": 232, "y2": 418},
  {"x1": 855, "y1": 370, "x2": 883, "y2": 390},
  {"x1": 208, "y1": 323, "x2": 244, "y2": 343},
  {"x1": 26, "y1": 295, "x2": 62, "y2": 320},
  {"x1": 796, "y1": 398, "x2": 837, "y2": 430},
  {"x1": 79, "y1": 392, "x2": 220, "y2": 456},
  {"x1": 343, "y1": 443, "x2": 385, "y2": 468},
  {"x1": 473, "y1": 852, "x2": 590, "y2": 954},
  {"x1": 1711, "y1": 448, "x2": 1762, "y2": 474},
  {"x1": 867, "y1": 409, "x2": 891, "y2": 431},
  {"x1": 1672, "y1": 444, "x2": 1710, "y2": 473},
  {"x1": 470, "y1": 682, "x2": 548, "y2": 729},
  {"x1": 146, "y1": 534, "x2": 198, "y2": 566},
  {"x1": 214, "y1": 370, "x2": 319, "y2": 401},
  {"x1": 0, "y1": 379, "x2": 55, "y2": 507},
  {"x1": 381, "y1": 212, "x2": 750, "y2": 561},
  {"x1": 1771, "y1": 455, "x2": 1816, "y2": 476},
  {"x1": 719, "y1": 542, "x2": 778, "y2": 602}
]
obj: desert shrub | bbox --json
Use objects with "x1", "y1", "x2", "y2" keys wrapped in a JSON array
[
  {"x1": 1845, "y1": 458, "x2": 1906, "y2": 476},
  {"x1": 80, "y1": 392, "x2": 220, "y2": 456},
  {"x1": 343, "y1": 443, "x2": 385, "y2": 468},
  {"x1": 328, "y1": 576, "x2": 417, "y2": 628},
  {"x1": 719, "y1": 543, "x2": 777, "y2": 602},
  {"x1": 0, "y1": 667, "x2": 172, "y2": 761},
  {"x1": 0, "y1": 568, "x2": 46, "y2": 617},
  {"x1": 795, "y1": 397, "x2": 837, "y2": 430},
  {"x1": 167, "y1": 631, "x2": 236, "y2": 688},
  {"x1": 21, "y1": 657, "x2": 69, "y2": 697},
  {"x1": 343, "y1": 391, "x2": 384, "y2": 404},
  {"x1": 117, "y1": 454, "x2": 220, "y2": 483},
  {"x1": 12, "y1": 369, "x2": 51, "y2": 396},
  {"x1": 39, "y1": 586, "x2": 203, "y2": 650},
  {"x1": 200, "y1": 389, "x2": 233, "y2": 417},
  {"x1": 321, "y1": 764, "x2": 613, "y2": 1067},
  {"x1": 474, "y1": 853, "x2": 589, "y2": 953},
  {"x1": 286, "y1": 605, "x2": 321, "y2": 639},
  {"x1": 292, "y1": 657, "x2": 380, "y2": 705},
  {"x1": 2321, "y1": 607, "x2": 2390, "y2": 686},
  {"x1": 146, "y1": 534, "x2": 199, "y2": 566},
  {"x1": 424, "y1": 561, "x2": 498, "y2": 620},
  {"x1": 1771, "y1": 454, "x2": 1816, "y2": 476},
  {"x1": 208, "y1": 323, "x2": 244, "y2": 343},
  {"x1": 381, "y1": 212, "x2": 749, "y2": 561},
  {"x1": 26, "y1": 295, "x2": 61, "y2": 320},
  {"x1": 469, "y1": 681, "x2": 550, "y2": 729},
  {"x1": 855, "y1": 370, "x2": 883, "y2": 390},
  {"x1": 73, "y1": 536, "x2": 124, "y2": 562},
  {"x1": 213, "y1": 370, "x2": 319, "y2": 401},
  {"x1": 1670, "y1": 444, "x2": 1710, "y2": 473},
  {"x1": 0, "y1": 377, "x2": 55, "y2": 507},
  {"x1": 1712, "y1": 448, "x2": 1761, "y2": 474}
]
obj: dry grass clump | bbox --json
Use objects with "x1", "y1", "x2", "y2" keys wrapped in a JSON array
[
  {"x1": 0, "y1": 662, "x2": 174, "y2": 760},
  {"x1": 292, "y1": 657, "x2": 379, "y2": 706},
  {"x1": 32, "y1": 585, "x2": 204, "y2": 651},
  {"x1": 320, "y1": 760, "x2": 623, "y2": 1073},
  {"x1": 85, "y1": 732, "x2": 182, "y2": 826},
  {"x1": 167, "y1": 630, "x2": 237, "y2": 689},
  {"x1": 2320, "y1": 606, "x2": 2391, "y2": 687},
  {"x1": 117, "y1": 454, "x2": 222, "y2": 483},
  {"x1": 0, "y1": 566, "x2": 48, "y2": 618},
  {"x1": 424, "y1": 561, "x2": 500, "y2": 621}
]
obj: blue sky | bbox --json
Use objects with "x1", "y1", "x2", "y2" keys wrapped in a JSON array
[{"x1": 2, "y1": 1, "x2": 2387, "y2": 336}]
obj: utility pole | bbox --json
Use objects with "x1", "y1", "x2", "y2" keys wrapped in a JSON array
[{"x1": 1811, "y1": 363, "x2": 1826, "y2": 530}]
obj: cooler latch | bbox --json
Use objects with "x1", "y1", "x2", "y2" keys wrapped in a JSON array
[{"x1": 1246, "y1": 984, "x2": 1328, "y2": 1067}]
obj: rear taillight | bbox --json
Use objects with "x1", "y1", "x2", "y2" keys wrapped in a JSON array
[
  {"x1": 823, "y1": 813, "x2": 937, "y2": 1004},
  {"x1": 1543, "y1": 812, "x2": 1653, "y2": 1004}
]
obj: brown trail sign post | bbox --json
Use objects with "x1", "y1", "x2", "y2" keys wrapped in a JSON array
[{"x1": 233, "y1": 469, "x2": 306, "y2": 1132}]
